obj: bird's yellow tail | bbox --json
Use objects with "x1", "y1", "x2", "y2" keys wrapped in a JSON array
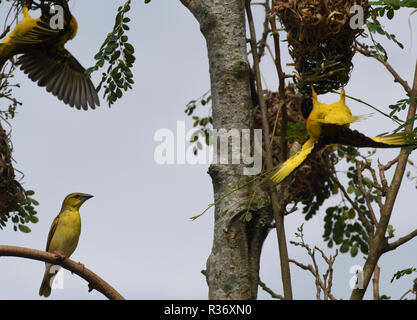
[
  {"x1": 39, "y1": 267, "x2": 56, "y2": 298},
  {"x1": 371, "y1": 132, "x2": 412, "y2": 146},
  {"x1": 351, "y1": 114, "x2": 372, "y2": 123},
  {"x1": 269, "y1": 138, "x2": 316, "y2": 185}
]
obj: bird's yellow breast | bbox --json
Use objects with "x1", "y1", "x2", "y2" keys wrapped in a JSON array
[
  {"x1": 1, "y1": 12, "x2": 38, "y2": 45},
  {"x1": 323, "y1": 101, "x2": 353, "y2": 126},
  {"x1": 48, "y1": 210, "x2": 81, "y2": 257}
]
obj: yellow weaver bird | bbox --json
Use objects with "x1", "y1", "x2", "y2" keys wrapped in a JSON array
[
  {"x1": 39, "y1": 192, "x2": 93, "y2": 298},
  {"x1": 0, "y1": 1, "x2": 100, "y2": 110},
  {"x1": 269, "y1": 85, "x2": 413, "y2": 185}
]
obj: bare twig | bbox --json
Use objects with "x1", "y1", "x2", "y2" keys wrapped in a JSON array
[
  {"x1": 0, "y1": 26, "x2": 10, "y2": 40},
  {"x1": 356, "y1": 160, "x2": 378, "y2": 226},
  {"x1": 384, "y1": 228, "x2": 417, "y2": 252},
  {"x1": 0, "y1": 245, "x2": 125, "y2": 300},
  {"x1": 289, "y1": 248, "x2": 337, "y2": 300},
  {"x1": 330, "y1": 173, "x2": 373, "y2": 234},
  {"x1": 245, "y1": 0, "x2": 292, "y2": 299},
  {"x1": 367, "y1": 163, "x2": 384, "y2": 209},
  {"x1": 355, "y1": 42, "x2": 412, "y2": 95},
  {"x1": 258, "y1": 279, "x2": 284, "y2": 299},
  {"x1": 333, "y1": 90, "x2": 402, "y2": 125},
  {"x1": 256, "y1": 0, "x2": 271, "y2": 61},
  {"x1": 314, "y1": 247, "x2": 338, "y2": 300},
  {"x1": 351, "y1": 58, "x2": 417, "y2": 300},
  {"x1": 269, "y1": 8, "x2": 287, "y2": 160},
  {"x1": 289, "y1": 228, "x2": 337, "y2": 300}
]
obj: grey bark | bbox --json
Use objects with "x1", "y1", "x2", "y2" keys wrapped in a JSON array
[{"x1": 180, "y1": 0, "x2": 272, "y2": 299}]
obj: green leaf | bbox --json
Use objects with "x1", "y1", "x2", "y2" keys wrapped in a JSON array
[
  {"x1": 350, "y1": 245, "x2": 359, "y2": 257},
  {"x1": 257, "y1": 199, "x2": 264, "y2": 209},
  {"x1": 18, "y1": 224, "x2": 31, "y2": 233},
  {"x1": 86, "y1": 0, "x2": 135, "y2": 107},
  {"x1": 29, "y1": 216, "x2": 39, "y2": 223},
  {"x1": 340, "y1": 241, "x2": 350, "y2": 253},
  {"x1": 245, "y1": 212, "x2": 253, "y2": 222}
]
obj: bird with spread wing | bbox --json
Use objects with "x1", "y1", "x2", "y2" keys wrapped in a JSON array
[
  {"x1": 0, "y1": 0, "x2": 99, "y2": 110},
  {"x1": 269, "y1": 85, "x2": 413, "y2": 185}
]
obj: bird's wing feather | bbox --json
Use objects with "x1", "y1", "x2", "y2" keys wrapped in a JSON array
[
  {"x1": 45, "y1": 215, "x2": 60, "y2": 252},
  {"x1": 318, "y1": 127, "x2": 411, "y2": 148},
  {"x1": 17, "y1": 48, "x2": 100, "y2": 109},
  {"x1": 313, "y1": 114, "x2": 369, "y2": 125},
  {"x1": 8, "y1": 20, "x2": 60, "y2": 45},
  {"x1": 270, "y1": 138, "x2": 317, "y2": 184}
]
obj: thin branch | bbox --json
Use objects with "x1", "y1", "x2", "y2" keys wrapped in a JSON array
[
  {"x1": 0, "y1": 25, "x2": 10, "y2": 40},
  {"x1": 245, "y1": 0, "x2": 292, "y2": 299},
  {"x1": 289, "y1": 258, "x2": 314, "y2": 273},
  {"x1": 333, "y1": 90, "x2": 403, "y2": 125},
  {"x1": 384, "y1": 228, "x2": 417, "y2": 252},
  {"x1": 269, "y1": 12, "x2": 285, "y2": 98},
  {"x1": 376, "y1": 155, "x2": 399, "y2": 197},
  {"x1": 256, "y1": 0, "x2": 271, "y2": 61},
  {"x1": 351, "y1": 58, "x2": 417, "y2": 300},
  {"x1": 258, "y1": 279, "x2": 284, "y2": 299},
  {"x1": 0, "y1": 245, "x2": 125, "y2": 300},
  {"x1": 355, "y1": 42, "x2": 412, "y2": 95},
  {"x1": 330, "y1": 173, "x2": 374, "y2": 234},
  {"x1": 289, "y1": 253, "x2": 337, "y2": 300},
  {"x1": 269, "y1": 8, "x2": 287, "y2": 159},
  {"x1": 356, "y1": 160, "x2": 378, "y2": 226},
  {"x1": 367, "y1": 163, "x2": 384, "y2": 210}
]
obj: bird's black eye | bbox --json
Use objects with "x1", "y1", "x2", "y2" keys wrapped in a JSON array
[{"x1": 73, "y1": 195, "x2": 80, "y2": 199}]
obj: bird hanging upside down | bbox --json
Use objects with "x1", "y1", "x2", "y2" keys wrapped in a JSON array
[
  {"x1": 269, "y1": 85, "x2": 414, "y2": 185},
  {"x1": 39, "y1": 192, "x2": 93, "y2": 298},
  {"x1": 0, "y1": 1, "x2": 100, "y2": 110}
]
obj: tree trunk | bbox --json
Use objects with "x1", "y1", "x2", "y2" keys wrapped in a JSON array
[{"x1": 180, "y1": 0, "x2": 272, "y2": 299}]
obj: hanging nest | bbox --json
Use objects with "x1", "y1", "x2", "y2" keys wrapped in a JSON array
[
  {"x1": 253, "y1": 84, "x2": 337, "y2": 215},
  {"x1": 273, "y1": 0, "x2": 369, "y2": 95},
  {"x1": 0, "y1": 122, "x2": 23, "y2": 220}
]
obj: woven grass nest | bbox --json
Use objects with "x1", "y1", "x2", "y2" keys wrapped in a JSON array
[
  {"x1": 273, "y1": 0, "x2": 369, "y2": 94},
  {"x1": 0, "y1": 122, "x2": 22, "y2": 219},
  {"x1": 253, "y1": 84, "x2": 337, "y2": 208}
]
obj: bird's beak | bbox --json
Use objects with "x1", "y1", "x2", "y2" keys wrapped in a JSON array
[{"x1": 80, "y1": 194, "x2": 94, "y2": 201}]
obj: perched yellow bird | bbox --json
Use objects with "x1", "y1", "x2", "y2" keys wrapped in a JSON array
[
  {"x1": 0, "y1": 1, "x2": 100, "y2": 110},
  {"x1": 39, "y1": 192, "x2": 93, "y2": 298},
  {"x1": 269, "y1": 85, "x2": 413, "y2": 185}
]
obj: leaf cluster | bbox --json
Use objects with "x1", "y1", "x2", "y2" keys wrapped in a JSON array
[
  {"x1": 86, "y1": 1, "x2": 135, "y2": 107},
  {"x1": 0, "y1": 189, "x2": 39, "y2": 233}
]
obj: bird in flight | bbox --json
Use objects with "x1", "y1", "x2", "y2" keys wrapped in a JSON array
[{"x1": 0, "y1": 1, "x2": 100, "y2": 110}]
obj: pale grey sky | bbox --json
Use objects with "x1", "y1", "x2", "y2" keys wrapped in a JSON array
[{"x1": 1, "y1": 0, "x2": 417, "y2": 300}]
